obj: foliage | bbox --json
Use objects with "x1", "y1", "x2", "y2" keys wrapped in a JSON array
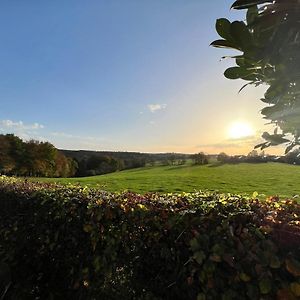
[
  {"x1": 64, "y1": 150, "x2": 149, "y2": 176},
  {"x1": 0, "y1": 176, "x2": 300, "y2": 299},
  {"x1": 0, "y1": 134, "x2": 77, "y2": 177},
  {"x1": 217, "y1": 150, "x2": 300, "y2": 165},
  {"x1": 217, "y1": 152, "x2": 229, "y2": 163},
  {"x1": 0, "y1": 134, "x2": 151, "y2": 178},
  {"x1": 212, "y1": 0, "x2": 300, "y2": 153},
  {"x1": 192, "y1": 152, "x2": 209, "y2": 165},
  {"x1": 63, "y1": 149, "x2": 191, "y2": 175}
]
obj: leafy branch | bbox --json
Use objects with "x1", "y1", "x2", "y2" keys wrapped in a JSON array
[{"x1": 212, "y1": 0, "x2": 300, "y2": 153}]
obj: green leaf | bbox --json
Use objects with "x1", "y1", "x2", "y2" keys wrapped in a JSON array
[
  {"x1": 246, "y1": 6, "x2": 259, "y2": 25},
  {"x1": 83, "y1": 224, "x2": 93, "y2": 233},
  {"x1": 261, "y1": 132, "x2": 289, "y2": 145},
  {"x1": 259, "y1": 278, "x2": 272, "y2": 294},
  {"x1": 270, "y1": 256, "x2": 281, "y2": 269},
  {"x1": 210, "y1": 39, "x2": 241, "y2": 51},
  {"x1": 194, "y1": 250, "x2": 206, "y2": 264},
  {"x1": 238, "y1": 82, "x2": 252, "y2": 93},
  {"x1": 264, "y1": 84, "x2": 284, "y2": 104},
  {"x1": 190, "y1": 238, "x2": 200, "y2": 251},
  {"x1": 240, "y1": 272, "x2": 251, "y2": 282},
  {"x1": 216, "y1": 18, "x2": 232, "y2": 40},
  {"x1": 197, "y1": 293, "x2": 206, "y2": 300},
  {"x1": 232, "y1": 0, "x2": 271, "y2": 10},
  {"x1": 224, "y1": 67, "x2": 254, "y2": 80},
  {"x1": 285, "y1": 143, "x2": 296, "y2": 154},
  {"x1": 254, "y1": 142, "x2": 268, "y2": 149},
  {"x1": 261, "y1": 105, "x2": 279, "y2": 119},
  {"x1": 230, "y1": 21, "x2": 253, "y2": 50}
]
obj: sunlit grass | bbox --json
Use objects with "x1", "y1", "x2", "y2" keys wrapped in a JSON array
[{"x1": 30, "y1": 162, "x2": 300, "y2": 198}]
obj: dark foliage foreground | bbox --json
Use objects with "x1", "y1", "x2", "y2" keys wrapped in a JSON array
[{"x1": 0, "y1": 177, "x2": 299, "y2": 299}]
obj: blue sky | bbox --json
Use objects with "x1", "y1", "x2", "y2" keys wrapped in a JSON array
[{"x1": 0, "y1": 1, "x2": 276, "y2": 154}]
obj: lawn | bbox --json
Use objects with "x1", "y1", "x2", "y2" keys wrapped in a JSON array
[{"x1": 30, "y1": 162, "x2": 300, "y2": 198}]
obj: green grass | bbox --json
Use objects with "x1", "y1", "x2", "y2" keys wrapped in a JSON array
[{"x1": 30, "y1": 162, "x2": 300, "y2": 198}]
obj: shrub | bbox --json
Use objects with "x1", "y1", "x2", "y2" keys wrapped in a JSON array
[{"x1": 0, "y1": 176, "x2": 299, "y2": 299}]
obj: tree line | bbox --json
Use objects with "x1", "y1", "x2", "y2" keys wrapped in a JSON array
[
  {"x1": 62, "y1": 150, "x2": 148, "y2": 177},
  {"x1": 0, "y1": 135, "x2": 214, "y2": 178},
  {"x1": 63, "y1": 150, "x2": 209, "y2": 175},
  {"x1": 0, "y1": 134, "x2": 77, "y2": 177},
  {"x1": 6, "y1": 133, "x2": 299, "y2": 178},
  {"x1": 217, "y1": 149, "x2": 300, "y2": 165},
  {"x1": 0, "y1": 135, "x2": 150, "y2": 178}
]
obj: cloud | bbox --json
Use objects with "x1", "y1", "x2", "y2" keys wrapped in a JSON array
[
  {"x1": 147, "y1": 103, "x2": 167, "y2": 113},
  {"x1": 51, "y1": 131, "x2": 106, "y2": 142},
  {"x1": 196, "y1": 135, "x2": 263, "y2": 150},
  {"x1": 0, "y1": 119, "x2": 44, "y2": 130},
  {"x1": 0, "y1": 119, "x2": 45, "y2": 142},
  {"x1": 51, "y1": 131, "x2": 76, "y2": 139}
]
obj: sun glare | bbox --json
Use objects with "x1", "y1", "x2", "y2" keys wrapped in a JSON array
[{"x1": 228, "y1": 121, "x2": 255, "y2": 139}]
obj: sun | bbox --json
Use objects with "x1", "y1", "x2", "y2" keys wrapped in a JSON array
[{"x1": 228, "y1": 121, "x2": 254, "y2": 139}]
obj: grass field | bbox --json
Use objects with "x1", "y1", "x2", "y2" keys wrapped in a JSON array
[{"x1": 30, "y1": 162, "x2": 300, "y2": 198}]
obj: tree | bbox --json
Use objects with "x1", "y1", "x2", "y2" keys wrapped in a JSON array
[
  {"x1": 169, "y1": 153, "x2": 176, "y2": 165},
  {"x1": 284, "y1": 148, "x2": 300, "y2": 165},
  {"x1": 54, "y1": 151, "x2": 77, "y2": 177},
  {"x1": 192, "y1": 152, "x2": 208, "y2": 165},
  {"x1": 212, "y1": 0, "x2": 300, "y2": 153},
  {"x1": 178, "y1": 158, "x2": 187, "y2": 165},
  {"x1": 247, "y1": 150, "x2": 258, "y2": 158},
  {"x1": 0, "y1": 134, "x2": 77, "y2": 177},
  {"x1": 0, "y1": 135, "x2": 15, "y2": 174},
  {"x1": 24, "y1": 140, "x2": 57, "y2": 177},
  {"x1": 217, "y1": 152, "x2": 229, "y2": 163}
]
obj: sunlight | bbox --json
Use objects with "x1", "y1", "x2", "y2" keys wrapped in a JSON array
[{"x1": 228, "y1": 121, "x2": 255, "y2": 139}]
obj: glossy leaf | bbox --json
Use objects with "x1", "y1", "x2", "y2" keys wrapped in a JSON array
[
  {"x1": 216, "y1": 18, "x2": 232, "y2": 40},
  {"x1": 224, "y1": 67, "x2": 254, "y2": 80},
  {"x1": 210, "y1": 39, "x2": 241, "y2": 51},
  {"x1": 259, "y1": 278, "x2": 272, "y2": 294},
  {"x1": 232, "y1": 0, "x2": 272, "y2": 10}
]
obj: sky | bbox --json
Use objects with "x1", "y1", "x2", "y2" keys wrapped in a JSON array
[{"x1": 0, "y1": 1, "x2": 280, "y2": 154}]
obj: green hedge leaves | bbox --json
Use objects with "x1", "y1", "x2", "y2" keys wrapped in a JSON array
[{"x1": 0, "y1": 177, "x2": 299, "y2": 299}]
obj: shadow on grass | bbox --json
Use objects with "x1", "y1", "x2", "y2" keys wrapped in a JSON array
[
  {"x1": 208, "y1": 162, "x2": 226, "y2": 168},
  {"x1": 164, "y1": 165, "x2": 191, "y2": 171}
]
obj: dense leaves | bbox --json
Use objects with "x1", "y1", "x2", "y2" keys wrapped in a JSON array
[
  {"x1": 192, "y1": 152, "x2": 209, "y2": 165},
  {"x1": 212, "y1": 0, "x2": 300, "y2": 153},
  {"x1": 0, "y1": 176, "x2": 299, "y2": 299},
  {"x1": 0, "y1": 134, "x2": 77, "y2": 177}
]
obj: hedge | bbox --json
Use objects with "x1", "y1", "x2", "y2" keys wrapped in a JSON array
[{"x1": 0, "y1": 176, "x2": 300, "y2": 299}]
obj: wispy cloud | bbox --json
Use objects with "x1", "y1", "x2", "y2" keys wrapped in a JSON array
[
  {"x1": 0, "y1": 120, "x2": 112, "y2": 150},
  {"x1": 49, "y1": 131, "x2": 113, "y2": 150},
  {"x1": 0, "y1": 119, "x2": 45, "y2": 141},
  {"x1": 196, "y1": 135, "x2": 263, "y2": 151},
  {"x1": 51, "y1": 131, "x2": 106, "y2": 142},
  {"x1": 147, "y1": 103, "x2": 167, "y2": 113},
  {"x1": 51, "y1": 132, "x2": 76, "y2": 139},
  {"x1": 0, "y1": 119, "x2": 44, "y2": 130}
]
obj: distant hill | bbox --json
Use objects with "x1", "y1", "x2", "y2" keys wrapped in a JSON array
[
  {"x1": 61, "y1": 149, "x2": 194, "y2": 177},
  {"x1": 61, "y1": 149, "x2": 192, "y2": 161}
]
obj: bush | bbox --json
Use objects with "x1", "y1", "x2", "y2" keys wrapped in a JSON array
[{"x1": 0, "y1": 176, "x2": 300, "y2": 299}]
